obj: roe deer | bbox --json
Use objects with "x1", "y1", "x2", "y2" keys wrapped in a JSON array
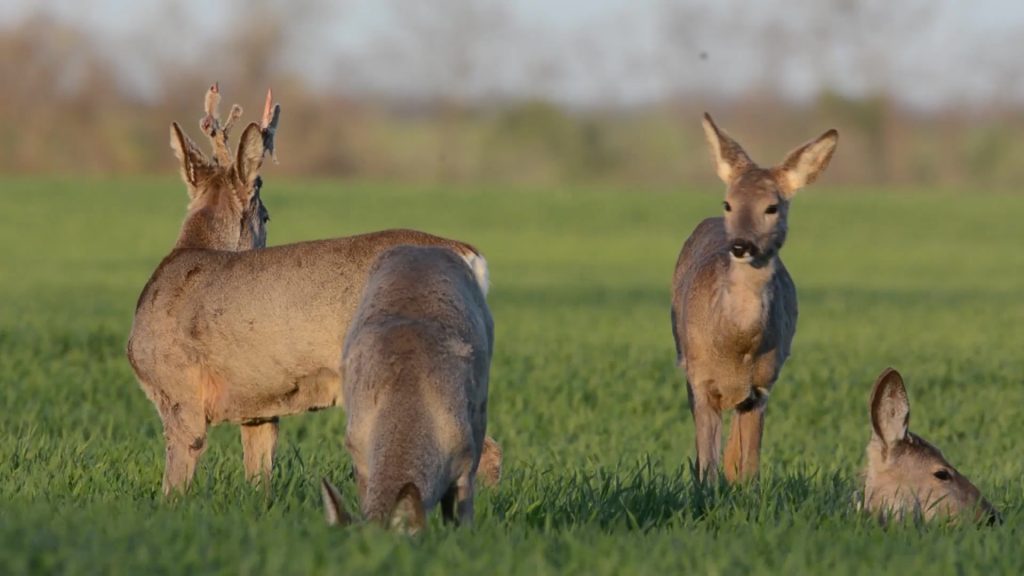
[
  {"x1": 321, "y1": 245, "x2": 493, "y2": 533},
  {"x1": 864, "y1": 367, "x2": 1000, "y2": 524},
  {"x1": 127, "y1": 85, "x2": 500, "y2": 495},
  {"x1": 671, "y1": 114, "x2": 838, "y2": 483}
]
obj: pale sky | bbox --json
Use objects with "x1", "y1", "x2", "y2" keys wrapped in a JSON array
[{"x1": 3, "y1": 0, "x2": 1024, "y2": 109}]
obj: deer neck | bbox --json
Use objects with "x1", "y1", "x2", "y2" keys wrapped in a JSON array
[
  {"x1": 362, "y1": 407, "x2": 440, "y2": 521},
  {"x1": 362, "y1": 474, "x2": 413, "y2": 522},
  {"x1": 173, "y1": 206, "x2": 241, "y2": 251},
  {"x1": 720, "y1": 256, "x2": 776, "y2": 333},
  {"x1": 363, "y1": 454, "x2": 435, "y2": 522}
]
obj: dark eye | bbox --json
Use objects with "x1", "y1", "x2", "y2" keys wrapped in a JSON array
[
  {"x1": 723, "y1": 201, "x2": 732, "y2": 212},
  {"x1": 933, "y1": 469, "x2": 952, "y2": 481},
  {"x1": 765, "y1": 204, "x2": 779, "y2": 215}
]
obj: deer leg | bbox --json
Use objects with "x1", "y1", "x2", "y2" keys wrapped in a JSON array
[
  {"x1": 454, "y1": 472, "x2": 475, "y2": 526},
  {"x1": 160, "y1": 401, "x2": 208, "y2": 496},
  {"x1": 241, "y1": 418, "x2": 279, "y2": 485},
  {"x1": 689, "y1": 381, "x2": 722, "y2": 484},
  {"x1": 440, "y1": 484, "x2": 458, "y2": 525},
  {"x1": 724, "y1": 403, "x2": 766, "y2": 484}
]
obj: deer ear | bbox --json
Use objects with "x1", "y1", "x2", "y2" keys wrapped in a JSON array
[
  {"x1": 235, "y1": 122, "x2": 265, "y2": 193},
  {"x1": 321, "y1": 478, "x2": 353, "y2": 527},
  {"x1": 390, "y1": 483, "x2": 426, "y2": 535},
  {"x1": 702, "y1": 113, "x2": 754, "y2": 185},
  {"x1": 870, "y1": 368, "x2": 910, "y2": 449},
  {"x1": 775, "y1": 129, "x2": 838, "y2": 197},
  {"x1": 169, "y1": 122, "x2": 207, "y2": 194}
]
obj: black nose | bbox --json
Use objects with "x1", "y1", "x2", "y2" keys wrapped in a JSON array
[
  {"x1": 986, "y1": 509, "x2": 1003, "y2": 527},
  {"x1": 730, "y1": 240, "x2": 759, "y2": 259}
]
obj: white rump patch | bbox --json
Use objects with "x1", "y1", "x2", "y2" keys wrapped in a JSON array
[{"x1": 458, "y1": 251, "x2": 490, "y2": 297}]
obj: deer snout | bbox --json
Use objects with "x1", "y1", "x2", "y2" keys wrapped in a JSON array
[
  {"x1": 979, "y1": 499, "x2": 1002, "y2": 526},
  {"x1": 730, "y1": 239, "x2": 759, "y2": 260}
]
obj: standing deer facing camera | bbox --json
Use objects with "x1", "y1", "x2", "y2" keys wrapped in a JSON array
[
  {"x1": 671, "y1": 114, "x2": 838, "y2": 483},
  {"x1": 321, "y1": 245, "x2": 493, "y2": 533},
  {"x1": 864, "y1": 367, "x2": 1000, "y2": 525},
  {"x1": 127, "y1": 85, "x2": 501, "y2": 495}
]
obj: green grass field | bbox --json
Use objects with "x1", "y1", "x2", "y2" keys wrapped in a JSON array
[{"x1": 1, "y1": 177, "x2": 1022, "y2": 574}]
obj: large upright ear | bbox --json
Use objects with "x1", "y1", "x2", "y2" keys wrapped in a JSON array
[
  {"x1": 235, "y1": 122, "x2": 265, "y2": 192},
  {"x1": 321, "y1": 478, "x2": 353, "y2": 526},
  {"x1": 870, "y1": 367, "x2": 910, "y2": 449},
  {"x1": 390, "y1": 483, "x2": 426, "y2": 535},
  {"x1": 169, "y1": 122, "x2": 207, "y2": 193},
  {"x1": 702, "y1": 113, "x2": 754, "y2": 185},
  {"x1": 775, "y1": 129, "x2": 838, "y2": 197}
]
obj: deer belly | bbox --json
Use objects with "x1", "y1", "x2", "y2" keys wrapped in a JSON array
[{"x1": 206, "y1": 362, "x2": 343, "y2": 424}]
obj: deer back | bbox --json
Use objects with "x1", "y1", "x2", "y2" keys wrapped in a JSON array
[{"x1": 128, "y1": 230, "x2": 484, "y2": 424}]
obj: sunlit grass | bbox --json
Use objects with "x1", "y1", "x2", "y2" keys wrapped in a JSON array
[{"x1": 0, "y1": 177, "x2": 1021, "y2": 573}]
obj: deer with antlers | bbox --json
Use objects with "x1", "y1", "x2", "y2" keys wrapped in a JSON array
[{"x1": 127, "y1": 84, "x2": 500, "y2": 495}]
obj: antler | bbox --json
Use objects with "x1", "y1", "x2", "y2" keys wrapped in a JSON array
[
  {"x1": 200, "y1": 82, "x2": 244, "y2": 166},
  {"x1": 198, "y1": 83, "x2": 281, "y2": 166},
  {"x1": 260, "y1": 88, "x2": 281, "y2": 163}
]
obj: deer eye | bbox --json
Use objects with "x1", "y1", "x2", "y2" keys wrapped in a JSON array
[
  {"x1": 723, "y1": 201, "x2": 732, "y2": 212},
  {"x1": 933, "y1": 469, "x2": 952, "y2": 481},
  {"x1": 765, "y1": 204, "x2": 779, "y2": 215}
]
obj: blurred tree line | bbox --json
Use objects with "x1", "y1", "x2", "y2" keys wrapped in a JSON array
[{"x1": 1, "y1": 0, "x2": 1023, "y2": 189}]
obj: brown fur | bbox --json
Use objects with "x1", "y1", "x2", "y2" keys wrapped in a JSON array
[
  {"x1": 128, "y1": 106, "x2": 500, "y2": 494},
  {"x1": 478, "y1": 436, "x2": 503, "y2": 487},
  {"x1": 326, "y1": 246, "x2": 493, "y2": 532},
  {"x1": 863, "y1": 368, "x2": 1000, "y2": 525},
  {"x1": 671, "y1": 114, "x2": 837, "y2": 483}
]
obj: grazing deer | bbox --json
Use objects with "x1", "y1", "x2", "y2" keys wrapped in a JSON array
[
  {"x1": 127, "y1": 85, "x2": 500, "y2": 495},
  {"x1": 321, "y1": 245, "x2": 493, "y2": 533},
  {"x1": 671, "y1": 114, "x2": 838, "y2": 483},
  {"x1": 863, "y1": 367, "x2": 1000, "y2": 524}
]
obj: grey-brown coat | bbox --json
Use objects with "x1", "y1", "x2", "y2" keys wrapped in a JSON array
[
  {"x1": 322, "y1": 245, "x2": 493, "y2": 532},
  {"x1": 127, "y1": 90, "x2": 496, "y2": 495},
  {"x1": 863, "y1": 368, "x2": 1000, "y2": 525},
  {"x1": 671, "y1": 113, "x2": 837, "y2": 483}
]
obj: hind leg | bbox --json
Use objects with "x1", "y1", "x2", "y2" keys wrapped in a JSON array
[
  {"x1": 440, "y1": 484, "x2": 458, "y2": 525},
  {"x1": 723, "y1": 403, "x2": 766, "y2": 484},
  {"x1": 160, "y1": 400, "x2": 208, "y2": 496},
  {"x1": 455, "y1": 472, "x2": 475, "y2": 526},
  {"x1": 241, "y1": 419, "x2": 279, "y2": 485}
]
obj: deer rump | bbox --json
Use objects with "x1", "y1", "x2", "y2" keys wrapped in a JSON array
[{"x1": 129, "y1": 230, "x2": 477, "y2": 425}]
